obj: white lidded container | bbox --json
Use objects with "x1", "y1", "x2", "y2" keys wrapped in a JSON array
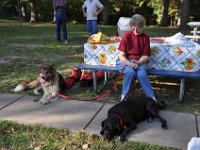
[{"x1": 117, "y1": 17, "x2": 132, "y2": 37}]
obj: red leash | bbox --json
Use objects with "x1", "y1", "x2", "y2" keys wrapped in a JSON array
[
  {"x1": 114, "y1": 65, "x2": 127, "y2": 92},
  {"x1": 57, "y1": 90, "x2": 112, "y2": 101},
  {"x1": 57, "y1": 93, "x2": 76, "y2": 100}
]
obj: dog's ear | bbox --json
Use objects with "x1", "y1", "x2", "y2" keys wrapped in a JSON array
[
  {"x1": 101, "y1": 120, "x2": 105, "y2": 128},
  {"x1": 49, "y1": 64, "x2": 56, "y2": 72},
  {"x1": 40, "y1": 64, "x2": 46, "y2": 72},
  {"x1": 100, "y1": 129, "x2": 104, "y2": 135},
  {"x1": 100, "y1": 120, "x2": 106, "y2": 135}
]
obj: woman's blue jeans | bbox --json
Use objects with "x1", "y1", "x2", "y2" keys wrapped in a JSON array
[
  {"x1": 116, "y1": 59, "x2": 156, "y2": 101},
  {"x1": 86, "y1": 20, "x2": 98, "y2": 36},
  {"x1": 56, "y1": 12, "x2": 67, "y2": 41}
]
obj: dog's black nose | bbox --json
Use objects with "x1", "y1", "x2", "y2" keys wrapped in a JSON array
[{"x1": 42, "y1": 76, "x2": 45, "y2": 79}]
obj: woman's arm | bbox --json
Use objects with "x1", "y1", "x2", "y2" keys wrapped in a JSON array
[{"x1": 137, "y1": 55, "x2": 149, "y2": 65}]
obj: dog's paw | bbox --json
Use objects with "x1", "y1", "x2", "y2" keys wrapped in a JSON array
[
  {"x1": 161, "y1": 124, "x2": 168, "y2": 129},
  {"x1": 161, "y1": 121, "x2": 168, "y2": 129},
  {"x1": 39, "y1": 98, "x2": 44, "y2": 103},
  {"x1": 39, "y1": 99, "x2": 49, "y2": 105},
  {"x1": 41, "y1": 100, "x2": 50, "y2": 105}
]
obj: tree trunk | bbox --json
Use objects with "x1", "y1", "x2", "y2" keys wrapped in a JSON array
[
  {"x1": 53, "y1": 9, "x2": 56, "y2": 23},
  {"x1": 159, "y1": 0, "x2": 170, "y2": 26},
  {"x1": 101, "y1": 7, "x2": 108, "y2": 24},
  {"x1": 17, "y1": 0, "x2": 22, "y2": 27},
  {"x1": 52, "y1": 0, "x2": 56, "y2": 23},
  {"x1": 30, "y1": 0, "x2": 37, "y2": 23},
  {"x1": 180, "y1": 0, "x2": 189, "y2": 30},
  {"x1": 101, "y1": 0, "x2": 109, "y2": 24}
]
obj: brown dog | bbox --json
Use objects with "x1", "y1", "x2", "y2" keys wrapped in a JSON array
[{"x1": 14, "y1": 65, "x2": 66, "y2": 104}]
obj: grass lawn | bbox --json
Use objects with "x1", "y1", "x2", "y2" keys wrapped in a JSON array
[
  {"x1": 0, "y1": 120, "x2": 178, "y2": 150},
  {"x1": 0, "y1": 19, "x2": 199, "y2": 149}
]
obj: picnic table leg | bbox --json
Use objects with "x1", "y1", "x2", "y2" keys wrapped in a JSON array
[
  {"x1": 96, "y1": 72, "x2": 108, "y2": 93},
  {"x1": 104, "y1": 72, "x2": 107, "y2": 83},
  {"x1": 179, "y1": 79, "x2": 185, "y2": 102},
  {"x1": 92, "y1": 71, "x2": 97, "y2": 93},
  {"x1": 193, "y1": 27, "x2": 198, "y2": 41}
]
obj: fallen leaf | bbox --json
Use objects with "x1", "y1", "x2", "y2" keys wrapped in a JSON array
[
  {"x1": 82, "y1": 143, "x2": 89, "y2": 149},
  {"x1": 34, "y1": 147, "x2": 41, "y2": 150}
]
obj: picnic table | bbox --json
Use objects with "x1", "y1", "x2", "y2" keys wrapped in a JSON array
[{"x1": 76, "y1": 33, "x2": 200, "y2": 102}]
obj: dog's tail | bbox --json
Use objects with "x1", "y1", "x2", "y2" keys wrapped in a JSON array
[
  {"x1": 158, "y1": 101, "x2": 167, "y2": 109},
  {"x1": 14, "y1": 77, "x2": 40, "y2": 92}
]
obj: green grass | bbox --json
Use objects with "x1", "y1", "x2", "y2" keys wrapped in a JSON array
[
  {"x1": 0, "y1": 120, "x2": 179, "y2": 150},
  {"x1": 0, "y1": 19, "x2": 199, "y2": 149}
]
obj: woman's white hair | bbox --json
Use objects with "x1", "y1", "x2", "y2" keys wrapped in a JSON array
[{"x1": 129, "y1": 14, "x2": 145, "y2": 28}]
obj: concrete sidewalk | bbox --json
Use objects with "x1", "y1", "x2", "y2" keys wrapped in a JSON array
[{"x1": 0, "y1": 93, "x2": 198, "y2": 150}]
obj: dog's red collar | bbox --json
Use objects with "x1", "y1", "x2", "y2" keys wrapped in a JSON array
[{"x1": 114, "y1": 113, "x2": 127, "y2": 129}]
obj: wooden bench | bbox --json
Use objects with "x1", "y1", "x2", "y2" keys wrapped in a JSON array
[{"x1": 75, "y1": 63, "x2": 200, "y2": 102}]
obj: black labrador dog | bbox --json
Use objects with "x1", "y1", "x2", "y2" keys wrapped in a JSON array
[{"x1": 100, "y1": 97, "x2": 168, "y2": 141}]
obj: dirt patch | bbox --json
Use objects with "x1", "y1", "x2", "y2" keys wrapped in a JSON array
[
  {"x1": 0, "y1": 56, "x2": 29, "y2": 64},
  {"x1": 9, "y1": 44, "x2": 44, "y2": 50}
]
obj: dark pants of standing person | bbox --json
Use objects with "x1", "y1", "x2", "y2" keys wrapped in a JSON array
[
  {"x1": 56, "y1": 12, "x2": 67, "y2": 42},
  {"x1": 86, "y1": 20, "x2": 98, "y2": 36}
]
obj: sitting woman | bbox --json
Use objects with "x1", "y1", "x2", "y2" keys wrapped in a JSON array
[{"x1": 116, "y1": 14, "x2": 156, "y2": 101}]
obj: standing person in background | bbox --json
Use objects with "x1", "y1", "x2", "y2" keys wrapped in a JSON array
[
  {"x1": 53, "y1": 0, "x2": 68, "y2": 43},
  {"x1": 116, "y1": 14, "x2": 157, "y2": 102},
  {"x1": 82, "y1": 0, "x2": 104, "y2": 36}
]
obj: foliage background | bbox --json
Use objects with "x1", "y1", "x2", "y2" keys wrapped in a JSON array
[{"x1": 0, "y1": 0, "x2": 199, "y2": 26}]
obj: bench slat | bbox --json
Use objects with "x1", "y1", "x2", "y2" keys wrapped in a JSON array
[
  {"x1": 148, "y1": 70, "x2": 200, "y2": 80},
  {"x1": 76, "y1": 64, "x2": 200, "y2": 80},
  {"x1": 76, "y1": 64, "x2": 119, "y2": 73}
]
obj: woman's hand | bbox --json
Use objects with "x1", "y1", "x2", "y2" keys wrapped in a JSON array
[
  {"x1": 131, "y1": 62, "x2": 139, "y2": 70},
  {"x1": 119, "y1": 52, "x2": 140, "y2": 69}
]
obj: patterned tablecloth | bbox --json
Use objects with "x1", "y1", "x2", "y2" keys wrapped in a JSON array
[{"x1": 84, "y1": 33, "x2": 200, "y2": 72}]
